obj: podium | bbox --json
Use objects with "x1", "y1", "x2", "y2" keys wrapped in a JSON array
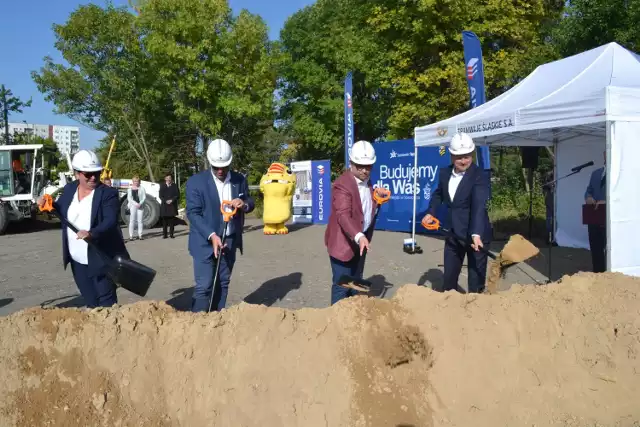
[{"x1": 582, "y1": 204, "x2": 606, "y2": 226}]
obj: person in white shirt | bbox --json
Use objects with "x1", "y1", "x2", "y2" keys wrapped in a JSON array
[
  {"x1": 185, "y1": 139, "x2": 255, "y2": 312},
  {"x1": 423, "y1": 132, "x2": 491, "y2": 293},
  {"x1": 324, "y1": 140, "x2": 386, "y2": 305},
  {"x1": 127, "y1": 175, "x2": 146, "y2": 241},
  {"x1": 37, "y1": 150, "x2": 128, "y2": 308}
]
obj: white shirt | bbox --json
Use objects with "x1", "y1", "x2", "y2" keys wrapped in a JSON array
[
  {"x1": 66, "y1": 188, "x2": 95, "y2": 265},
  {"x1": 354, "y1": 176, "x2": 373, "y2": 244},
  {"x1": 448, "y1": 168, "x2": 480, "y2": 239},
  {"x1": 448, "y1": 169, "x2": 465, "y2": 201}
]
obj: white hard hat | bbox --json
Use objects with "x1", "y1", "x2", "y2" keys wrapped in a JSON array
[
  {"x1": 349, "y1": 140, "x2": 377, "y2": 165},
  {"x1": 71, "y1": 149, "x2": 103, "y2": 172},
  {"x1": 207, "y1": 138, "x2": 233, "y2": 167},
  {"x1": 449, "y1": 132, "x2": 475, "y2": 156}
]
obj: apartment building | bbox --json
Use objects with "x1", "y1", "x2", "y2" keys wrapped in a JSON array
[{"x1": 2, "y1": 122, "x2": 80, "y2": 155}]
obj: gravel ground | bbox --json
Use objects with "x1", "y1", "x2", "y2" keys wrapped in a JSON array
[{"x1": 0, "y1": 217, "x2": 592, "y2": 317}]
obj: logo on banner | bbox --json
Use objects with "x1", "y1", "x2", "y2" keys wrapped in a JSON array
[
  {"x1": 317, "y1": 166, "x2": 325, "y2": 221},
  {"x1": 467, "y1": 58, "x2": 479, "y2": 80},
  {"x1": 390, "y1": 150, "x2": 397, "y2": 158},
  {"x1": 436, "y1": 127, "x2": 448, "y2": 137},
  {"x1": 439, "y1": 146, "x2": 446, "y2": 156},
  {"x1": 423, "y1": 183, "x2": 431, "y2": 200}
]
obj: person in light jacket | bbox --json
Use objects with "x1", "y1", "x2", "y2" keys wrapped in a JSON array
[{"x1": 127, "y1": 175, "x2": 146, "y2": 241}]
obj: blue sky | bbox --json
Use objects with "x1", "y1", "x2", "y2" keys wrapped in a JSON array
[{"x1": 0, "y1": 0, "x2": 313, "y2": 149}]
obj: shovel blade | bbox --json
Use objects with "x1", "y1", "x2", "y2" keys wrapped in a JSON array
[
  {"x1": 337, "y1": 274, "x2": 372, "y2": 293},
  {"x1": 499, "y1": 234, "x2": 540, "y2": 265},
  {"x1": 109, "y1": 256, "x2": 157, "y2": 297}
]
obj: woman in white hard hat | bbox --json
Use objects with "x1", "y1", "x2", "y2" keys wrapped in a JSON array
[
  {"x1": 422, "y1": 132, "x2": 491, "y2": 293},
  {"x1": 185, "y1": 138, "x2": 255, "y2": 312},
  {"x1": 37, "y1": 149, "x2": 129, "y2": 308},
  {"x1": 324, "y1": 140, "x2": 387, "y2": 305}
]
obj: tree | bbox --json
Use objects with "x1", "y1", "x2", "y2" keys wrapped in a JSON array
[
  {"x1": 553, "y1": 0, "x2": 640, "y2": 56},
  {"x1": 32, "y1": 0, "x2": 278, "y2": 182},
  {"x1": 278, "y1": 0, "x2": 394, "y2": 170},
  {"x1": 278, "y1": 0, "x2": 564, "y2": 169},
  {"x1": 0, "y1": 85, "x2": 32, "y2": 145}
]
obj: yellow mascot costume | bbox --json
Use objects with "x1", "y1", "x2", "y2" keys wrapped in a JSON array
[{"x1": 259, "y1": 163, "x2": 296, "y2": 235}]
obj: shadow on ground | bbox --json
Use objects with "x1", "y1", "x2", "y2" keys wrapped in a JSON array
[
  {"x1": 4, "y1": 217, "x2": 61, "y2": 235},
  {"x1": 365, "y1": 274, "x2": 394, "y2": 298},
  {"x1": 0, "y1": 298, "x2": 13, "y2": 309},
  {"x1": 244, "y1": 272, "x2": 303, "y2": 306},
  {"x1": 165, "y1": 287, "x2": 194, "y2": 311},
  {"x1": 40, "y1": 294, "x2": 85, "y2": 309}
]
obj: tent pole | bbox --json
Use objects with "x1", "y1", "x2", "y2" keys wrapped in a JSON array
[
  {"x1": 411, "y1": 145, "x2": 418, "y2": 250},
  {"x1": 606, "y1": 120, "x2": 612, "y2": 272}
]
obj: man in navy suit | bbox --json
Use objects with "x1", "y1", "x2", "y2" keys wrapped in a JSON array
[
  {"x1": 186, "y1": 138, "x2": 255, "y2": 312},
  {"x1": 584, "y1": 150, "x2": 607, "y2": 273},
  {"x1": 423, "y1": 132, "x2": 491, "y2": 293},
  {"x1": 38, "y1": 150, "x2": 128, "y2": 308}
]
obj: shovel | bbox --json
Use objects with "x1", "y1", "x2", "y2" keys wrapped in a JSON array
[
  {"x1": 208, "y1": 200, "x2": 237, "y2": 313},
  {"x1": 39, "y1": 194, "x2": 157, "y2": 297},
  {"x1": 337, "y1": 188, "x2": 392, "y2": 293},
  {"x1": 421, "y1": 216, "x2": 540, "y2": 293}
]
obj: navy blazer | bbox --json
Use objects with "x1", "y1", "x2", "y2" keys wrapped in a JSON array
[
  {"x1": 428, "y1": 163, "x2": 491, "y2": 242},
  {"x1": 186, "y1": 169, "x2": 255, "y2": 261},
  {"x1": 585, "y1": 167, "x2": 606, "y2": 202},
  {"x1": 54, "y1": 181, "x2": 129, "y2": 277}
]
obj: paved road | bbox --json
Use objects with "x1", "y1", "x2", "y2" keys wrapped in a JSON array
[{"x1": 0, "y1": 217, "x2": 591, "y2": 317}]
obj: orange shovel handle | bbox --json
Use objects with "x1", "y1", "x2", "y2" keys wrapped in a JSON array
[
  {"x1": 39, "y1": 194, "x2": 55, "y2": 213},
  {"x1": 220, "y1": 200, "x2": 237, "y2": 222},
  {"x1": 373, "y1": 188, "x2": 391, "y2": 205},
  {"x1": 421, "y1": 216, "x2": 441, "y2": 231}
]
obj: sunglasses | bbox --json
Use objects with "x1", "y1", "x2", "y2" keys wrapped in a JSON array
[{"x1": 78, "y1": 170, "x2": 101, "y2": 178}]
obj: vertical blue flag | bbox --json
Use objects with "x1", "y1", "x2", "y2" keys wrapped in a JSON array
[
  {"x1": 461, "y1": 31, "x2": 490, "y2": 171},
  {"x1": 344, "y1": 72, "x2": 354, "y2": 169}
]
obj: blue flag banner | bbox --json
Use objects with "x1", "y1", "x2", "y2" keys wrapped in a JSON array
[
  {"x1": 462, "y1": 31, "x2": 490, "y2": 172},
  {"x1": 370, "y1": 140, "x2": 450, "y2": 234},
  {"x1": 312, "y1": 160, "x2": 331, "y2": 224},
  {"x1": 344, "y1": 72, "x2": 354, "y2": 169}
]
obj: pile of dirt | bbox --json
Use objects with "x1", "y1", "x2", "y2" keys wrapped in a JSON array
[{"x1": 1, "y1": 272, "x2": 639, "y2": 426}]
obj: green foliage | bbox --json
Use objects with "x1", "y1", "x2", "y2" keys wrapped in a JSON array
[
  {"x1": 32, "y1": 0, "x2": 279, "y2": 182},
  {"x1": 553, "y1": 0, "x2": 640, "y2": 55},
  {"x1": 0, "y1": 84, "x2": 33, "y2": 145}
]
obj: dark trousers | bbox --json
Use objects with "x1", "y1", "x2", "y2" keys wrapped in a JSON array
[
  {"x1": 588, "y1": 225, "x2": 607, "y2": 273},
  {"x1": 329, "y1": 254, "x2": 364, "y2": 305},
  {"x1": 191, "y1": 235, "x2": 236, "y2": 312},
  {"x1": 162, "y1": 216, "x2": 175, "y2": 237},
  {"x1": 443, "y1": 238, "x2": 488, "y2": 293},
  {"x1": 70, "y1": 260, "x2": 118, "y2": 308}
]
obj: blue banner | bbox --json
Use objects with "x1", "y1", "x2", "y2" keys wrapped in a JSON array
[
  {"x1": 344, "y1": 72, "x2": 354, "y2": 169},
  {"x1": 312, "y1": 160, "x2": 331, "y2": 224},
  {"x1": 462, "y1": 31, "x2": 490, "y2": 172},
  {"x1": 370, "y1": 140, "x2": 450, "y2": 234}
]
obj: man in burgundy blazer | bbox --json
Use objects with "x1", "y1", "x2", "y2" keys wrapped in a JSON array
[{"x1": 325, "y1": 140, "x2": 380, "y2": 305}]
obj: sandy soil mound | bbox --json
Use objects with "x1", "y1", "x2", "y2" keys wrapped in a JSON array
[{"x1": 1, "y1": 272, "x2": 639, "y2": 427}]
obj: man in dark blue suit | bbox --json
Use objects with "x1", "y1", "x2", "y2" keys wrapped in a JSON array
[
  {"x1": 38, "y1": 150, "x2": 128, "y2": 308},
  {"x1": 186, "y1": 139, "x2": 254, "y2": 312},
  {"x1": 584, "y1": 150, "x2": 607, "y2": 273},
  {"x1": 423, "y1": 132, "x2": 491, "y2": 293}
]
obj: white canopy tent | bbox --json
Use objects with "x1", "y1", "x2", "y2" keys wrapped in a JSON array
[{"x1": 411, "y1": 42, "x2": 640, "y2": 277}]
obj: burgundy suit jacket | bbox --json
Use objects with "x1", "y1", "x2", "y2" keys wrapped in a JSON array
[{"x1": 324, "y1": 171, "x2": 376, "y2": 262}]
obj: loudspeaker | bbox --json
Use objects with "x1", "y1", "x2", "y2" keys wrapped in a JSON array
[{"x1": 520, "y1": 147, "x2": 539, "y2": 169}]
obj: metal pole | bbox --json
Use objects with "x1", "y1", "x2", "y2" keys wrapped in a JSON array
[{"x1": 411, "y1": 145, "x2": 419, "y2": 250}]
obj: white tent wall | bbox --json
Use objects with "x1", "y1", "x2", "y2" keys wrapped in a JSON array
[
  {"x1": 554, "y1": 135, "x2": 605, "y2": 249},
  {"x1": 608, "y1": 121, "x2": 640, "y2": 276}
]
